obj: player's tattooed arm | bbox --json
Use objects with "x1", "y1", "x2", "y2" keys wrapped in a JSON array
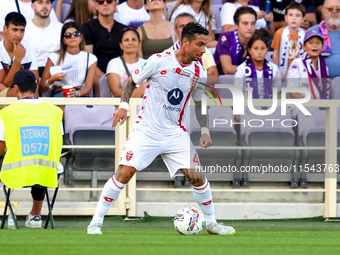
[
  {"x1": 121, "y1": 76, "x2": 136, "y2": 103},
  {"x1": 194, "y1": 101, "x2": 209, "y2": 128}
]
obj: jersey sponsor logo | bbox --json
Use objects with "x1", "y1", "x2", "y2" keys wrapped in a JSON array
[
  {"x1": 126, "y1": 151, "x2": 134, "y2": 161},
  {"x1": 172, "y1": 67, "x2": 190, "y2": 77},
  {"x1": 160, "y1": 70, "x2": 167, "y2": 75},
  {"x1": 134, "y1": 69, "x2": 139, "y2": 74},
  {"x1": 167, "y1": 88, "x2": 183, "y2": 105},
  {"x1": 104, "y1": 196, "x2": 114, "y2": 202},
  {"x1": 162, "y1": 104, "x2": 181, "y2": 112}
]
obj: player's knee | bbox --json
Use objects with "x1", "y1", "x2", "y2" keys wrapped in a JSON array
[{"x1": 189, "y1": 177, "x2": 205, "y2": 187}]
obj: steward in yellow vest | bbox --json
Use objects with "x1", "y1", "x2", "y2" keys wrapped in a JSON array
[{"x1": 0, "y1": 70, "x2": 63, "y2": 228}]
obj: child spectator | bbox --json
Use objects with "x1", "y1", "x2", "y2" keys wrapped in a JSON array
[
  {"x1": 272, "y1": 2, "x2": 306, "y2": 81},
  {"x1": 235, "y1": 30, "x2": 281, "y2": 99},
  {"x1": 287, "y1": 30, "x2": 330, "y2": 118}
]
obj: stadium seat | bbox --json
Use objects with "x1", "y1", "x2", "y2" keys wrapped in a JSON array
[
  {"x1": 189, "y1": 106, "x2": 242, "y2": 186},
  {"x1": 98, "y1": 75, "x2": 112, "y2": 97},
  {"x1": 211, "y1": 4, "x2": 223, "y2": 35},
  {"x1": 297, "y1": 107, "x2": 340, "y2": 187},
  {"x1": 330, "y1": 76, "x2": 340, "y2": 99},
  {"x1": 216, "y1": 74, "x2": 235, "y2": 98},
  {"x1": 63, "y1": 105, "x2": 116, "y2": 198},
  {"x1": 240, "y1": 107, "x2": 300, "y2": 187}
]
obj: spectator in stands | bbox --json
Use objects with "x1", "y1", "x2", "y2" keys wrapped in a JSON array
[
  {"x1": 287, "y1": 30, "x2": 330, "y2": 118},
  {"x1": 22, "y1": 0, "x2": 63, "y2": 78},
  {"x1": 235, "y1": 30, "x2": 281, "y2": 99},
  {"x1": 106, "y1": 27, "x2": 146, "y2": 97},
  {"x1": 0, "y1": 0, "x2": 58, "y2": 40},
  {"x1": 81, "y1": 0, "x2": 126, "y2": 96},
  {"x1": 309, "y1": 0, "x2": 340, "y2": 78},
  {"x1": 259, "y1": 0, "x2": 317, "y2": 30},
  {"x1": 0, "y1": 12, "x2": 39, "y2": 97},
  {"x1": 166, "y1": 12, "x2": 218, "y2": 83},
  {"x1": 114, "y1": 0, "x2": 150, "y2": 28},
  {"x1": 272, "y1": 3, "x2": 306, "y2": 81},
  {"x1": 214, "y1": 6, "x2": 256, "y2": 74},
  {"x1": 137, "y1": 0, "x2": 176, "y2": 59},
  {"x1": 40, "y1": 22, "x2": 97, "y2": 97},
  {"x1": 63, "y1": 0, "x2": 97, "y2": 26},
  {"x1": 170, "y1": 0, "x2": 217, "y2": 47},
  {"x1": 220, "y1": 0, "x2": 274, "y2": 37}
]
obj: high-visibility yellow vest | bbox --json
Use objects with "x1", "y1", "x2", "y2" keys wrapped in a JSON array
[{"x1": 0, "y1": 101, "x2": 63, "y2": 188}]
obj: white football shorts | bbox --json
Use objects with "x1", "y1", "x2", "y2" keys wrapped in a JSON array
[{"x1": 119, "y1": 128, "x2": 201, "y2": 178}]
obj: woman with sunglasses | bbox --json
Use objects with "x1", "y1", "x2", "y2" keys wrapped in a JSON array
[
  {"x1": 137, "y1": 0, "x2": 176, "y2": 59},
  {"x1": 40, "y1": 22, "x2": 97, "y2": 97},
  {"x1": 170, "y1": 0, "x2": 217, "y2": 48},
  {"x1": 106, "y1": 28, "x2": 146, "y2": 97}
]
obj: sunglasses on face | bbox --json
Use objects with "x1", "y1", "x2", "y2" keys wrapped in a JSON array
[
  {"x1": 63, "y1": 31, "x2": 82, "y2": 39},
  {"x1": 147, "y1": 0, "x2": 163, "y2": 2},
  {"x1": 325, "y1": 6, "x2": 340, "y2": 13},
  {"x1": 97, "y1": 0, "x2": 114, "y2": 4}
]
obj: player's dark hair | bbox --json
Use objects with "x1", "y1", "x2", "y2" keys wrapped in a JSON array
[
  {"x1": 5, "y1": 12, "x2": 26, "y2": 27},
  {"x1": 233, "y1": 6, "x2": 257, "y2": 25},
  {"x1": 285, "y1": 2, "x2": 306, "y2": 17},
  {"x1": 121, "y1": 27, "x2": 140, "y2": 43},
  {"x1": 181, "y1": 22, "x2": 209, "y2": 44},
  {"x1": 15, "y1": 77, "x2": 37, "y2": 94}
]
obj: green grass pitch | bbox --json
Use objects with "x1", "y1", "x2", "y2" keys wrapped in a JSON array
[{"x1": 0, "y1": 216, "x2": 340, "y2": 255}]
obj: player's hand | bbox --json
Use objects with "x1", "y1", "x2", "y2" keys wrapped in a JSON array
[
  {"x1": 14, "y1": 43, "x2": 26, "y2": 62},
  {"x1": 200, "y1": 134, "x2": 212, "y2": 148},
  {"x1": 112, "y1": 108, "x2": 127, "y2": 127}
]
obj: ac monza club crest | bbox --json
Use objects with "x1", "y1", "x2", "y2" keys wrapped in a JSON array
[{"x1": 126, "y1": 151, "x2": 134, "y2": 161}]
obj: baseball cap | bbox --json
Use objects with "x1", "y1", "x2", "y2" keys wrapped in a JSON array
[
  {"x1": 304, "y1": 30, "x2": 324, "y2": 44},
  {"x1": 12, "y1": 70, "x2": 37, "y2": 87}
]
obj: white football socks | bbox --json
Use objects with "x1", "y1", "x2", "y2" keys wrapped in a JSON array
[
  {"x1": 90, "y1": 176, "x2": 126, "y2": 225},
  {"x1": 192, "y1": 179, "x2": 216, "y2": 225}
]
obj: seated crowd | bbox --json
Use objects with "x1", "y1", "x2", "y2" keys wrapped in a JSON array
[{"x1": 0, "y1": 0, "x2": 339, "y2": 114}]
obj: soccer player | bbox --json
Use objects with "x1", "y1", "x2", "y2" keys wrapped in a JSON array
[{"x1": 86, "y1": 22, "x2": 236, "y2": 236}]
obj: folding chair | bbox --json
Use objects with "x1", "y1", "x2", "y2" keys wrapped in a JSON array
[{"x1": 1, "y1": 165, "x2": 63, "y2": 229}]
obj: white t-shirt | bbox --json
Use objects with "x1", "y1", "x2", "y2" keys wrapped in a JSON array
[
  {"x1": 22, "y1": 20, "x2": 63, "y2": 67},
  {"x1": 114, "y1": 2, "x2": 150, "y2": 28},
  {"x1": 0, "y1": 0, "x2": 58, "y2": 32},
  {"x1": 235, "y1": 60, "x2": 281, "y2": 98},
  {"x1": 106, "y1": 57, "x2": 146, "y2": 88},
  {"x1": 220, "y1": 3, "x2": 266, "y2": 30},
  {"x1": 286, "y1": 58, "x2": 330, "y2": 99},
  {"x1": 131, "y1": 51, "x2": 207, "y2": 135},
  {"x1": 171, "y1": 4, "x2": 216, "y2": 30},
  {"x1": 0, "y1": 99, "x2": 64, "y2": 141},
  {"x1": 48, "y1": 51, "x2": 97, "y2": 88},
  {"x1": 0, "y1": 41, "x2": 38, "y2": 72}
]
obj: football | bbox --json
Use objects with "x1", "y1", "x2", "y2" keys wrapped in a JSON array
[{"x1": 174, "y1": 206, "x2": 205, "y2": 235}]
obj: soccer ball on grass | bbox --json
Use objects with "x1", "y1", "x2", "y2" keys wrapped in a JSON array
[{"x1": 174, "y1": 206, "x2": 205, "y2": 235}]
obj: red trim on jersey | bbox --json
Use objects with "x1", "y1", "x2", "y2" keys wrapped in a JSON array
[
  {"x1": 178, "y1": 63, "x2": 200, "y2": 131},
  {"x1": 111, "y1": 176, "x2": 124, "y2": 189},
  {"x1": 175, "y1": 54, "x2": 190, "y2": 68},
  {"x1": 192, "y1": 181, "x2": 209, "y2": 191}
]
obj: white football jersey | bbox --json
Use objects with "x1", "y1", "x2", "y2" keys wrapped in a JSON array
[{"x1": 131, "y1": 51, "x2": 207, "y2": 135}]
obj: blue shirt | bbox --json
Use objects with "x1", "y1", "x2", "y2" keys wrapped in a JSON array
[{"x1": 309, "y1": 24, "x2": 340, "y2": 78}]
